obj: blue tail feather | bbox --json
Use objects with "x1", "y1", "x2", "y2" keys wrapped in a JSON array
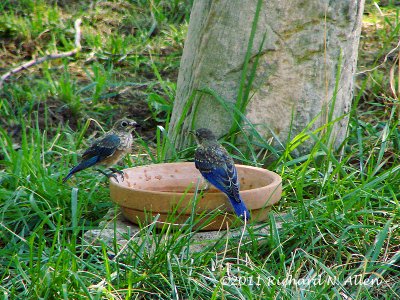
[
  {"x1": 201, "y1": 171, "x2": 250, "y2": 220},
  {"x1": 62, "y1": 156, "x2": 100, "y2": 182},
  {"x1": 228, "y1": 195, "x2": 250, "y2": 221}
]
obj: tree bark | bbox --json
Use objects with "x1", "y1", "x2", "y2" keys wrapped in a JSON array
[{"x1": 169, "y1": 0, "x2": 365, "y2": 155}]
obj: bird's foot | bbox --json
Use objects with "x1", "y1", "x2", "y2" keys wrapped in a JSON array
[
  {"x1": 197, "y1": 180, "x2": 210, "y2": 192},
  {"x1": 108, "y1": 172, "x2": 119, "y2": 183},
  {"x1": 109, "y1": 167, "x2": 123, "y2": 175},
  {"x1": 109, "y1": 167, "x2": 125, "y2": 181},
  {"x1": 96, "y1": 168, "x2": 120, "y2": 183}
]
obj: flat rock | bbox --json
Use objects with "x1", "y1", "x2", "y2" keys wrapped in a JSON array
[{"x1": 83, "y1": 208, "x2": 290, "y2": 253}]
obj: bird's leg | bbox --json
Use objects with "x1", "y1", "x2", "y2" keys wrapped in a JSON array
[
  {"x1": 96, "y1": 168, "x2": 119, "y2": 183},
  {"x1": 109, "y1": 167, "x2": 125, "y2": 181},
  {"x1": 109, "y1": 167, "x2": 123, "y2": 175},
  {"x1": 198, "y1": 177, "x2": 210, "y2": 192}
]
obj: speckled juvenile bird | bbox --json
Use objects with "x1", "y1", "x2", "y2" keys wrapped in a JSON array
[
  {"x1": 192, "y1": 128, "x2": 250, "y2": 220},
  {"x1": 62, "y1": 118, "x2": 138, "y2": 183}
]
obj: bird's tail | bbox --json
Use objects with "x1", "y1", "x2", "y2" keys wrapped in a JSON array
[
  {"x1": 62, "y1": 156, "x2": 99, "y2": 183},
  {"x1": 227, "y1": 195, "x2": 250, "y2": 221}
]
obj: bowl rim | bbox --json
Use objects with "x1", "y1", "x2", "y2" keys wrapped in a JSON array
[{"x1": 110, "y1": 162, "x2": 282, "y2": 196}]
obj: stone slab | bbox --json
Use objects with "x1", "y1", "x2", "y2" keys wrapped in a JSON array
[{"x1": 83, "y1": 208, "x2": 290, "y2": 253}]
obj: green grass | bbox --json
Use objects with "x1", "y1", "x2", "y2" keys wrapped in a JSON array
[{"x1": 1, "y1": 0, "x2": 400, "y2": 299}]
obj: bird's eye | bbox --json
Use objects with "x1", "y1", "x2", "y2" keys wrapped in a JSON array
[{"x1": 121, "y1": 121, "x2": 128, "y2": 127}]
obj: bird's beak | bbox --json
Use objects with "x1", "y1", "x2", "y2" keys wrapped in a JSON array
[
  {"x1": 188, "y1": 130, "x2": 195, "y2": 136},
  {"x1": 130, "y1": 121, "x2": 139, "y2": 128}
]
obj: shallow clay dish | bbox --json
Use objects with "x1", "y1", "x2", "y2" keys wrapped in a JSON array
[{"x1": 110, "y1": 162, "x2": 282, "y2": 230}]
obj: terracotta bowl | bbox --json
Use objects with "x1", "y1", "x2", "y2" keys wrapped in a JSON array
[{"x1": 110, "y1": 162, "x2": 282, "y2": 231}]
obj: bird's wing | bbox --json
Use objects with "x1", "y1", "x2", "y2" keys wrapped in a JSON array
[
  {"x1": 82, "y1": 133, "x2": 120, "y2": 160},
  {"x1": 195, "y1": 147, "x2": 241, "y2": 202}
]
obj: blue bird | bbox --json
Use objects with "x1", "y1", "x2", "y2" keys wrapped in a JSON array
[
  {"x1": 63, "y1": 118, "x2": 137, "y2": 183},
  {"x1": 192, "y1": 128, "x2": 250, "y2": 220}
]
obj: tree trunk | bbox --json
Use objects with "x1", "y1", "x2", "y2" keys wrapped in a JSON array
[{"x1": 169, "y1": 0, "x2": 365, "y2": 155}]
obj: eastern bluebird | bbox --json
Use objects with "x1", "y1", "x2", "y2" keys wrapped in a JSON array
[
  {"x1": 192, "y1": 128, "x2": 250, "y2": 221},
  {"x1": 63, "y1": 118, "x2": 138, "y2": 183}
]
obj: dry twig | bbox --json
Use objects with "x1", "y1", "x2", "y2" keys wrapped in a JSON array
[
  {"x1": 356, "y1": 36, "x2": 400, "y2": 76},
  {"x1": 0, "y1": 18, "x2": 82, "y2": 90}
]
